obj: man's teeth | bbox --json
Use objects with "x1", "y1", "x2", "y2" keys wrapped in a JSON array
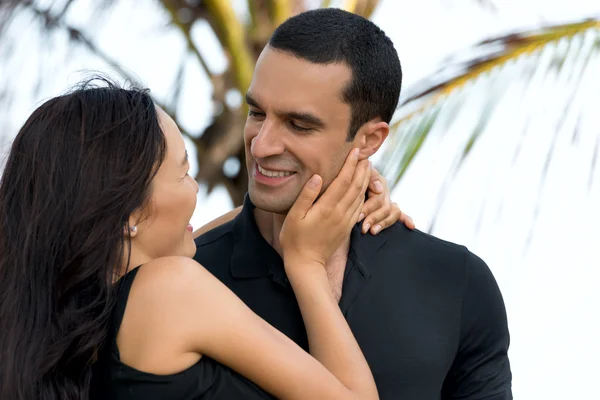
[{"x1": 258, "y1": 165, "x2": 294, "y2": 178}]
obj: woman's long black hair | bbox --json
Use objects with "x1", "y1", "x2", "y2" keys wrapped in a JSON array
[{"x1": 0, "y1": 78, "x2": 166, "y2": 400}]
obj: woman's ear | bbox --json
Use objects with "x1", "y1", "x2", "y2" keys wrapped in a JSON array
[{"x1": 125, "y1": 215, "x2": 139, "y2": 238}]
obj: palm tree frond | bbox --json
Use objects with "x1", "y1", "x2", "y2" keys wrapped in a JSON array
[{"x1": 378, "y1": 18, "x2": 600, "y2": 190}]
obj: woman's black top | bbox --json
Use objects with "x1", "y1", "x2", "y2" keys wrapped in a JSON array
[{"x1": 91, "y1": 266, "x2": 274, "y2": 399}]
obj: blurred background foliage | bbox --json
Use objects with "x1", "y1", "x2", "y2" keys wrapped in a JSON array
[
  {"x1": 379, "y1": 19, "x2": 600, "y2": 233},
  {"x1": 0, "y1": 1, "x2": 598, "y2": 219},
  {"x1": 0, "y1": 0, "x2": 382, "y2": 205},
  {"x1": 1, "y1": 2, "x2": 600, "y2": 398}
]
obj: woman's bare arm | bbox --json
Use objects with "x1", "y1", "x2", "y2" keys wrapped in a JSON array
[
  {"x1": 122, "y1": 257, "x2": 376, "y2": 400},
  {"x1": 120, "y1": 151, "x2": 379, "y2": 400}
]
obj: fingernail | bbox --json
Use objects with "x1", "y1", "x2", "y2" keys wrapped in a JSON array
[
  {"x1": 372, "y1": 224, "x2": 382, "y2": 235},
  {"x1": 309, "y1": 175, "x2": 320, "y2": 187},
  {"x1": 359, "y1": 213, "x2": 365, "y2": 221},
  {"x1": 374, "y1": 180, "x2": 383, "y2": 192},
  {"x1": 363, "y1": 223, "x2": 370, "y2": 233},
  {"x1": 353, "y1": 148, "x2": 360, "y2": 158}
]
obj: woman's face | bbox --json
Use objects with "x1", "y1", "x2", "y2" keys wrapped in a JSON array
[{"x1": 130, "y1": 107, "x2": 199, "y2": 261}]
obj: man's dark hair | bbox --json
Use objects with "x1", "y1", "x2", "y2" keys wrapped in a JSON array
[{"x1": 269, "y1": 8, "x2": 402, "y2": 139}]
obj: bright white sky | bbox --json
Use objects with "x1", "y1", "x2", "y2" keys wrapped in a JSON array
[{"x1": 1, "y1": 1, "x2": 599, "y2": 398}]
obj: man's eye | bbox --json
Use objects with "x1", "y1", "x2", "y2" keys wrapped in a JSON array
[
  {"x1": 248, "y1": 110, "x2": 264, "y2": 118},
  {"x1": 289, "y1": 121, "x2": 312, "y2": 132}
]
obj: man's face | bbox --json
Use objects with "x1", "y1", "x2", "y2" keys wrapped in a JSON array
[{"x1": 244, "y1": 47, "x2": 355, "y2": 214}]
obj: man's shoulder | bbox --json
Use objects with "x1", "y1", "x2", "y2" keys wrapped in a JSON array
[
  {"x1": 194, "y1": 219, "x2": 235, "y2": 248},
  {"x1": 193, "y1": 220, "x2": 236, "y2": 275},
  {"x1": 375, "y1": 223, "x2": 496, "y2": 287},
  {"x1": 378, "y1": 222, "x2": 469, "y2": 259}
]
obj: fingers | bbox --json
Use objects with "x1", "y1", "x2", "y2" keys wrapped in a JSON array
[
  {"x1": 319, "y1": 149, "x2": 369, "y2": 210},
  {"x1": 360, "y1": 200, "x2": 394, "y2": 234},
  {"x1": 334, "y1": 157, "x2": 370, "y2": 233},
  {"x1": 360, "y1": 166, "x2": 389, "y2": 230},
  {"x1": 339, "y1": 159, "x2": 370, "y2": 209},
  {"x1": 348, "y1": 170, "x2": 370, "y2": 227},
  {"x1": 398, "y1": 207, "x2": 416, "y2": 230},
  {"x1": 331, "y1": 158, "x2": 370, "y2": 229},
  {"x1": 320, "y1": 148, "x2": 360, "y2": 203},
  {"x1": 361, "y1": 167, "x2": 388, "y2": 220},
  {"x1": 361, "y1": 202, "x2": 416, "y2": 234},
  {"x1": 368, "y1": 167, "x2": 385, "y2": 194},
  {"x1": 288, "y1": 174, "x2": 323, "y2": 219},
  {"x1": 311, "y1": 148, "x2": 371, "y2": 229},
  {"x1": 359, "y1": 188, "x2": 385, "y2": 223},
  {"x1": 360, "y1": 165, "x2": 418, "y2": 234}
]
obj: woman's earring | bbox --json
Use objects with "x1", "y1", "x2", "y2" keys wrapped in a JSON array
[{"x1": 129, "y1": 225, "x2": 137, "y2": 237}]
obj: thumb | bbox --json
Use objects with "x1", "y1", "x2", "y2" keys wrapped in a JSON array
[{"x1": 288, "y1": 174, "x2": 322, "y2": 219}]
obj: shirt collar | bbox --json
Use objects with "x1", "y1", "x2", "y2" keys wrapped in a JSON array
[
  {"x1": 230, "y1": 193, "x2": 387, "y2": 279},
  {"x1": 230, "y1": 194, "x2": 278, "y2": 278}
]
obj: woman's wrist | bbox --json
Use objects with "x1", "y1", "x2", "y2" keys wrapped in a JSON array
[
  {"x1": 283, "y1": 249, "x2": 327, "y2": 268},
  {"x1": 285, "y1": 264, "x2": 336, "y2": 304},
  {"x1": 283, "y1": 256, "x2": 329, "y2": 285}
]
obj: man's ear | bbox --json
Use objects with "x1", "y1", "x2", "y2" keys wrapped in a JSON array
[{"x1": 352, "y1": 120, "x2": 390, "y2": 159}]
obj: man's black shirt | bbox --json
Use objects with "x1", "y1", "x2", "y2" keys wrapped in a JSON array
[{"x1": 194, "y1": 196, "x2": 512, "y2": 399}]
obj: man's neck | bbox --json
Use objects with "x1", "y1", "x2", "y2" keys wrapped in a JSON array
[
  {"x1": 253, "y1": 207, "x2": 351, "y2": 256},
  {"x1": 253, "y1": 207, "x2": 287, "y2": 256},
  {"x1": 253, "y1": 206, "x2": 351, "y2": 301}
]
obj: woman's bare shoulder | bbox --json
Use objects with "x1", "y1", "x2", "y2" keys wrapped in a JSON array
[
  {"x1": 117, "y1": 257, "x2": 213, "y2": 374},
  {"x1": 131, "y1": 256, "x2": 216, "y2": 301}
]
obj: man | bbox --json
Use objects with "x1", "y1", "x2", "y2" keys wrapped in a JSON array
[{"x1": 194, "y1": 8, "x2": 511, "y2": 399}]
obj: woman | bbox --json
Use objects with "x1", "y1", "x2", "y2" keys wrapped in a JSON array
[{"x1": 0, "y1": 80, "x2": 409, "y2": 400}]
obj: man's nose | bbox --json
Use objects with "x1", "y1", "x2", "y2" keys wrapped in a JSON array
[{"x1": 251, "y1": 119, "x2": 285, "y2": 159}]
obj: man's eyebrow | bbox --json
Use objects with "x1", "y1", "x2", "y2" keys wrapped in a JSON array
[
  {"x1": 246, "y1": 92, "x2": 325, "y2": 128},
  {"x1": 284, "y1": 111, "x2": 326, "y2": 128},
  {"x1": 245, "y1": 93, "x2": 260, "y2": 108}
]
